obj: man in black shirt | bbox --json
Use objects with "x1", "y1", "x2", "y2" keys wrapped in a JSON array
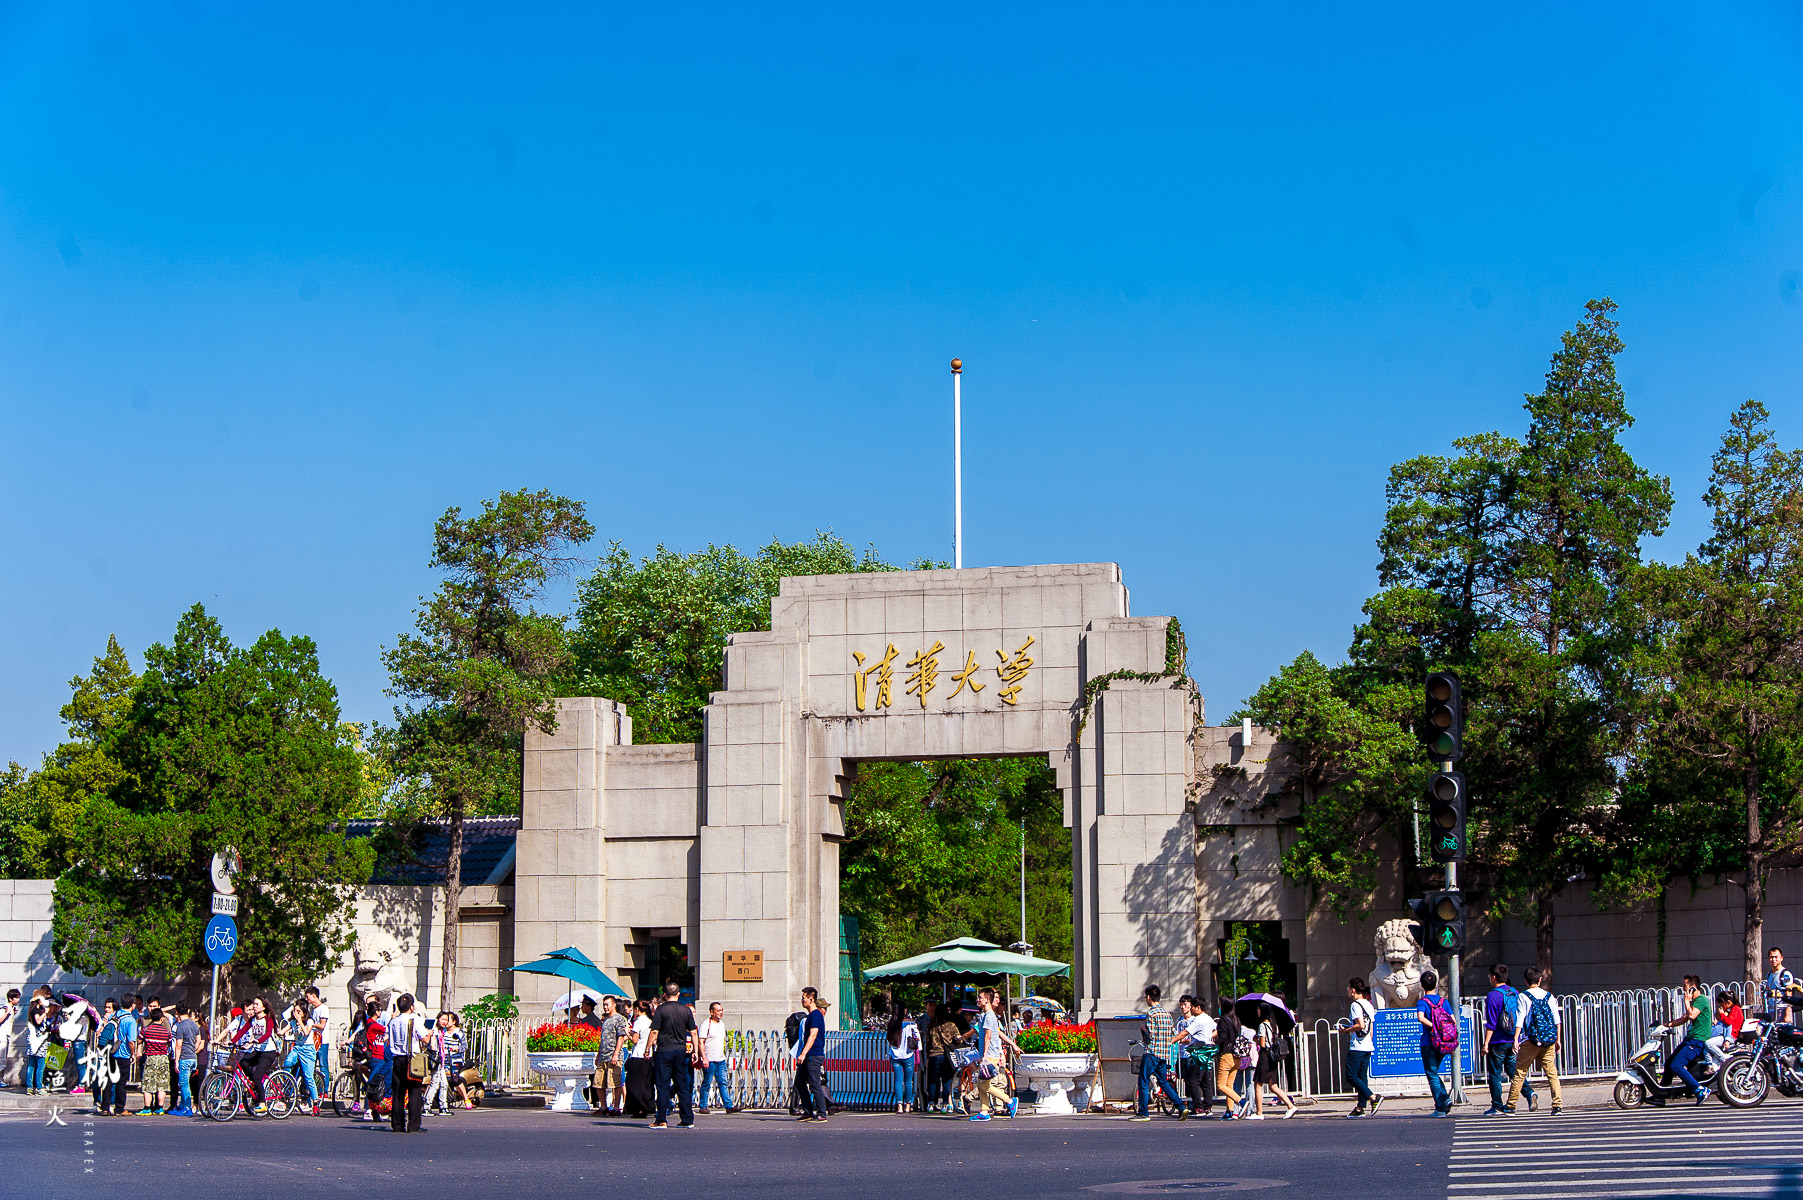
[{"x1": 648, "y1": 982, "x2": 698, "y2": 1129}]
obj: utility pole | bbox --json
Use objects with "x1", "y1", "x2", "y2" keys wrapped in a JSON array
[
  {"x1": 951, "y1": 358, "x2": 963, "y2": 569},
  {"x1": 1445, "y1": 761, "x2": 1464, "y2": 1106}
]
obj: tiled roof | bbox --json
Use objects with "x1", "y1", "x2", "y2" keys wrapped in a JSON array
[{"x1": 346, "y1": 815, "x2": 520, "y2": 886}]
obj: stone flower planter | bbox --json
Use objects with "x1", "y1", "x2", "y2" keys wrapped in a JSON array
[
  {"x1": 527, "y1": 1051, "x2": 597, "y2": 1112},
  {"x1": 1016, "y1": 1052, "x2": 1097, "y2": 1114}
]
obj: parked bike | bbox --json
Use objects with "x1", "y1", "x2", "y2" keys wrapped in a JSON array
[{"x1": 1612, "y1": 1026, "x2": 1725, "y2": 1109}]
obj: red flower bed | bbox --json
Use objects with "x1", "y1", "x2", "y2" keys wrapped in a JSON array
[
  {"x1": 1015, "y1": 1021, "x2": 1097, "y2": 1054},
  {"x1": 526, "y1": 1022, "x2": 602, "y2": 1053}
]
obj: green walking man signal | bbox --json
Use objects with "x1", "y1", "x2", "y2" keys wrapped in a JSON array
[{"x1": 1408, "y1": 891, "x2": 1466, "y2": 956}]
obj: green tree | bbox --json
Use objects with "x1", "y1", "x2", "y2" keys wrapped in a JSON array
[
  {"x1": 381, "y1": 489, "x2": 594, "y2": 1004},
  {"x1": 841, "y1": 756, "x2": 1070, "y2": 1004},
  {"x1": 0, "y1": 637, "x2": 139, "y2": 878},
  {"x1": 1244, "y1": 301, "x2": 1672, "y2": 970},
  {"x1": 51, "y1": 606, "x2": 374, "y2": 993},
  {"x1": 1643, "y1": 400, "x2": 1803, "y2": 979},
  {"x1": 564, "y1": 533, "x2": 893, "y2": 743},
  {"x1": 1234, "y1": 651, "x2": 1422, "y2": 918}
]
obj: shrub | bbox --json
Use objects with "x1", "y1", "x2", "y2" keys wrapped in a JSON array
[
  {"x1": 1015, "y1": 1021, "x2": 1096, "y2": 1054},
  {"x1": 526, "y1": 1022, "x2": 602, "y2": 1053},
  {"x1": 461, "y1": 993, "x2": 519, "y2": 1024}
]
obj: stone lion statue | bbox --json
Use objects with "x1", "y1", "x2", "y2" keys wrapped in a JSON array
[
  {"x1": 349, "y1": 941, "x2": 404, "y2": 1016},
  {"x1": 1371, "y1": 918, "x2": 1434, "y2": 1009}
]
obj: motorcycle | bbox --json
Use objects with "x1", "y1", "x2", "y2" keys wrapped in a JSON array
[
  {"x1": 1717, "y1": 1008, "x2": 1803, "y2": 1108},
  {"x1": 1612, "y1": 1025, "x2": 1725, "y2": 1109}
]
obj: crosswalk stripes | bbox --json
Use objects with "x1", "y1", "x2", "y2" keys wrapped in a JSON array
[{"x1": 1446, "y1": 1100, "x2": 1803, "y2": 1199}]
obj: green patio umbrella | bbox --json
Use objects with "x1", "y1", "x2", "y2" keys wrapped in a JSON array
[
  {"x1": 863, "y1": 937, "x2": 1070, "y2": 982},
  {"x1": 510, "y1": 946, "x2": 631, "y2": 1001},
  {"x1": 863, "y1": 936, "x2": 1070, "y2": 1020}
]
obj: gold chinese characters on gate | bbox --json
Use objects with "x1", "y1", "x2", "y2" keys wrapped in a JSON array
[{"x1": 852, "y1": 636, "x2": 1036, "y2": 711}]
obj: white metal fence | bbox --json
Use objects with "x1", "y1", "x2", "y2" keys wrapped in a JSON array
[{"x1": 1293, "y1": 980, "x2": 1759, "y2": 1098}]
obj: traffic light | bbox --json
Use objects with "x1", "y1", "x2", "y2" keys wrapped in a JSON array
[
  {"x1": 1424, "y1": 671, "x2": 1464, "y2": 762},
  {"x1": 1427, "y1": 770, "x2": 1468, "y2": 863},
  {"x1": 1406, "y1": 897, "x2": 1431, "y2": 951},
  {"x1": 1422, "y1": 890, "x2": 1466, "y2": 955}
]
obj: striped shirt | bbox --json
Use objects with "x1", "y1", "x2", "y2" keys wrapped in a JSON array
[{"x1": 142, "y1": 1020, "x2": 172, "y2": 1057}]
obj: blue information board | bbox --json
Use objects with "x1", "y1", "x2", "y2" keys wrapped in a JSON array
[
  {"x1": 204, "y1": 914, "x2": 238, "y2": 965},
  {"x1": 1369, "y1": 1006, "x2": 1474, "y2": 1078}
]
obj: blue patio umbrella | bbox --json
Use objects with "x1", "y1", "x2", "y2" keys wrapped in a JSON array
[{"x1": 510, "y1": 946, "x2": 630, "y2": 1001}]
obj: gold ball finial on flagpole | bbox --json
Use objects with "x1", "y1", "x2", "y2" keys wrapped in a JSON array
[{"x1": 950, "y1": 358, "x2": 962, "y2": 374}]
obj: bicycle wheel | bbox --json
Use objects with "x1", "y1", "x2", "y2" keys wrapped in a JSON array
[
  {"x1": 264, "y1": 1070, "x2": 299, "y2": 1119},
  {"x1": 200, "y1": 1073, "x2": 238, "y2": 1122},
  {"x1": 330, "y1": 1070, "x2": 360, "y2": 1118}
]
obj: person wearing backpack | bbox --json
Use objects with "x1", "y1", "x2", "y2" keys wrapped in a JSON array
[
  {"x1": 1415, "y1": 970, "x2": 1457, "y2": 1117},
  {"x1": 1481, "y1": 964, "x2": 1532, "y2": 1116},
  {"x1": 1506, "y1": 965, "x2": 1564, "y2": 1114}
]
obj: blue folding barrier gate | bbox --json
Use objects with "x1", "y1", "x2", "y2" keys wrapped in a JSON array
[{"x1": 726, "y1": 1028, "x2": 907, "y2": 1111}]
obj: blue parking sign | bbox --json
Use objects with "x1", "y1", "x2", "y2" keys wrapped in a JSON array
[{"x1": 204, "y1": 913, "x2": 238, "y2": 964}]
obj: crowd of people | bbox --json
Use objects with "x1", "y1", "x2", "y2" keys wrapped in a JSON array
[
  {"x1": 13, "y1": 950, "x2": 1791, "y2": 1124},
  {"x1": 0, "y1": 981, "x2": 480, "y2": 1131}
]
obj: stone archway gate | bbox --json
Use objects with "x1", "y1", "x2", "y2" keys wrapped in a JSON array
[{"x1": 516, "y1": 563, "x2": 1198, "y2": 1026}]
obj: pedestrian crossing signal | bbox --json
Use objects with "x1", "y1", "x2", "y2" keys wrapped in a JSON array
[
  {"x1": 1407, "y1": 892, "x2": 1466, "y2": 957},
  {"x1": 1426, "y1": 890, "x2": 1466, "y2": 955}
]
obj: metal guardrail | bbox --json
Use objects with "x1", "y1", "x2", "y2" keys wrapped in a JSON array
[
  {"x1": 1293, "y1": 980, "x2": 1759, "y2": 1099},
  {"x1": 458, "y1": 1020, "x2": 914, "y2": 1109}
]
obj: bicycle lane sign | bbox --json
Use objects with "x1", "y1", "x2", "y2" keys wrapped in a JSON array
[{"x1": 205, "y1": 914, "x2": 238, "y2": 965}]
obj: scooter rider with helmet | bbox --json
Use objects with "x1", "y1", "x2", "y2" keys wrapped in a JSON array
[{"x1": 1659, "y1": 975, "x2": 1715, "y2": 1105}]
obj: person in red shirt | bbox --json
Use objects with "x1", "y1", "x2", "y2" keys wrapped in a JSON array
[
  {"x1": 1708, "y1": 990, "x2": 1746, "y2": 1068},
  {"x1": 358, "y1": 1000, "x2": 390, "y2": 1121}
]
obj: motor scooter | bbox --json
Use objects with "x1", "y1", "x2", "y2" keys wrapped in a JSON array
[{"x1": 1613, "y1": 1025, "x2": 1724, "y2": 1109}]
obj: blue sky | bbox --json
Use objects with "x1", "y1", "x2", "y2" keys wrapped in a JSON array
[{"x1": 3, "y1": 3, "x2": 1801, "y2": 763}]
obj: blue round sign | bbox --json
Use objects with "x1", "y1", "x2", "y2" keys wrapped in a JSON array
[{"x1": 204, "y1": 914, "x2": 238, "y2": 965}]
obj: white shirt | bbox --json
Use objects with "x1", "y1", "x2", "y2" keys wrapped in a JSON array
[
  {"x1": 1515, "y1": 987, "x2": 1560, "y2": 1045},
  {"x1": 1348, "y1": 998, "x2": 1375, "y2": 1053},
  {"x1": 630, "y1": 1014, "x2": 653, "y2": 1059},
  {"x1": 700, "y1": 1017, "x2": 727, "y2": 1064},
  {"x1": 311, "y1": 1002, "x2": 331, "y2": 1047},
  {"x1": 889, "y1": 1020, "x2": 920, "y2": 1061},
  {"x1": 1182, "y1": 1012, "x2": 1216, "y2": 1046}
]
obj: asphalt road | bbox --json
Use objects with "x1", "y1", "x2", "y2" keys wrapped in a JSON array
[{"x1": 6, "y1": 1105, "x2": 1456, "y2": 1200}]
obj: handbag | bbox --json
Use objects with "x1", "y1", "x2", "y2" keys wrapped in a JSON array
[{"x1": 404, "y1": 1020, "x2": 428, "y2": 1081}]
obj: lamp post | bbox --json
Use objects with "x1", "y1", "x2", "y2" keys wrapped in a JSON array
[{"x1": 1225, "y1": 935, "x2": 1257, "y2": 1002}]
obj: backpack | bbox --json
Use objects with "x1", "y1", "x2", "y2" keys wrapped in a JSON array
[
  {"x1": 1493, "y1": 985, "x2": 1518, "y2": 1042},
  {"x1": 1526, "y1": 992, "x2": 1558, "y2": 1046},
  {"x1": 1270, "y1": 1030, "x2": 1293, "y2": 1061},
  {"x1": 784, "y1": 1010, "x2": 805, "y2": 1048},
  {"x1": 1425, "y1": 996, "x2": 1459, "y2": 1054},
  {"x1": 97, "y1": 1018, "x2": 117, "y2": 1050},
  {"x1": 1232, "y1": 1030, "x2": 1254, "y2": 1059}
]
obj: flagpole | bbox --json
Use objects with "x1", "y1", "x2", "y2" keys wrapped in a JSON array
[{"x1": 951, "y1": 357, "x2": 963, "y2": 569}]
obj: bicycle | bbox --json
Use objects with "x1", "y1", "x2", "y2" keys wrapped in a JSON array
[
  {"x1": 330, "y1": 1054, "x2": 371, "y2": 1118},
  {"x1": 200, "y1": 1049, "x2": 298, "y2": 1121}
]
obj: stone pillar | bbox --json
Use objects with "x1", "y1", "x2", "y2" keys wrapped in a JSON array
[
  {"x1": 696, "y1": 628, "x2": 810, "y2": 1029},
  {"x1": 1078, "y1": 616, "x2": 1197, "y2": 1017},
  {"x1": 515, "y1": 696, "x2": 629, "y2": 1011}
]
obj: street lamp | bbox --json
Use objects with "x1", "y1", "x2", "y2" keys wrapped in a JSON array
[{"x1": 1225, "y1": 936, "x2": 1257, "y2": 1001}]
